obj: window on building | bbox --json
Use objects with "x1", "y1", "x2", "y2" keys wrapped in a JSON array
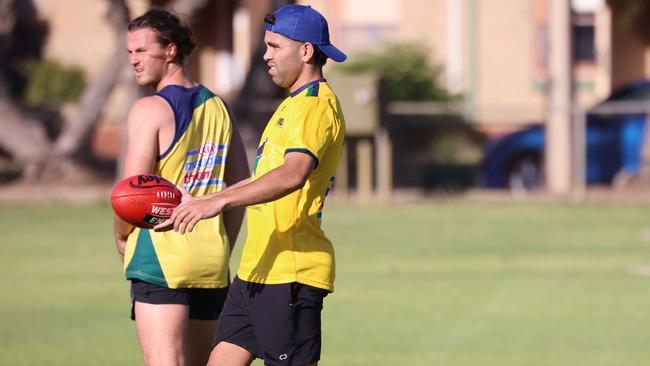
[
  {"x1": 572, "y1": 13, "x2": 595, "y2": 62},
  {"x1": 573, "y1": 24, "x2": 595, "y2": 61}
]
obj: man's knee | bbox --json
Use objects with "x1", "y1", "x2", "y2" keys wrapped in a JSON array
[
  {"x1": 208, "y1": 341, "x2": 254, "y2": 366},
  {"x1": 142, "y1": 347, "x2": 186, "y2": 366}
]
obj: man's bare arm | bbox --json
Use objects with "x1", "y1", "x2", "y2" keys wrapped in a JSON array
[
  {"x1": 155, "y1": 152, "x2": 314, "y2": 234},
  {"x1": 114, "y1": 96, "x2": 171, "y2": 261}
]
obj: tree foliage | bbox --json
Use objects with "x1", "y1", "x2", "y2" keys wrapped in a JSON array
[
  {"x1": 333, "y1": 42, "x2": 457, "y2": 102},
  {"x1": 17, "y1": 59, "x2": 85, "y2": 107}
]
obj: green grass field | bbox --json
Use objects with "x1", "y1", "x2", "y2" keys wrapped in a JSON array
[{"x1": 2, "y1": 199, "x2": 650, "y2": 365}]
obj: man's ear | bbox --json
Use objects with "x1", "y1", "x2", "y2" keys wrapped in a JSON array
[
  {"x1": 302, "y1": 42, "x2": 315, "y2": 63},
  {"x1": 166, "y1": 43, "x2": 178, "y2": 62}
]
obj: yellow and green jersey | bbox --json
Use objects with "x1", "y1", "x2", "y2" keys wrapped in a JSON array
[
  {"x1": 238, "y1": 79, "x2": 345, "y2": 292},
  {"x1": 124, "y1": 84, "x2": 233, "y2": 289}
]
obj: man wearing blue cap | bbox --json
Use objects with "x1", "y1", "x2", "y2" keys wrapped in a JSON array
[{"x1": 154, "y1": 4, "x2": 347, "y2": 366}]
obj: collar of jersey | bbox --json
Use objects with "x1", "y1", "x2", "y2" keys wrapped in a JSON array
[
  {"x1": 158, "y1": 84, "x2": 202, "y2": 93},
  {"x1": 289, "y1": 78, "x2": 325, "y2": 97}
]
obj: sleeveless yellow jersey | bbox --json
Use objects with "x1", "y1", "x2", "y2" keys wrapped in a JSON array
[
  {"x1": 124, "y1": 84, "x2": 233, "y2": 289},
  {"x1": 238, "y1": 79, "x2": 345, "y2": 292}
]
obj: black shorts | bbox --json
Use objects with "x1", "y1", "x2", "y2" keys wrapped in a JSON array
[
  {"x1": 212, "y1": 276, "x2": 329, "y2": 366},
  {"x1": 130, "y1": 279, "x2": 228, "y2": 321}
]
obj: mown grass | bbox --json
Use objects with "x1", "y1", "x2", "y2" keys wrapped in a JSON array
[{"x1": 1, "y1": 200, "x2": 650, "y2": 365}]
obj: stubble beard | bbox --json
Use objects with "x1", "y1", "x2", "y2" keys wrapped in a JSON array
[{"x1": 134, "y1": 71, "x2": 162, "y2": 88}]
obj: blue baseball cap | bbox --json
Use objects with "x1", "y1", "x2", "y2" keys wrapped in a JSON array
[{"x1": 264, "y1": 4, "x2": 347, "y2": 63}]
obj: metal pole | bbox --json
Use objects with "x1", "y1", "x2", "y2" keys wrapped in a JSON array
[
  {"x1": 464, "y1": 0, "x2": 478, "y2": 122},
  {"x1": 356, "y1": 138, "x2": 373, "y2": 203},
  {"x1": 546, "y1": 0, "x2": 573, "y2": 195},
  {"x1": 375, "y1": 127, "x2": 392, "y2": 203},
  {"x1": 572, "y1": 108, "x2": 587, "y2": 199}
]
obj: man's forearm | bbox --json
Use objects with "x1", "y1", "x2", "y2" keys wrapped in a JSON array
[
  {"x1": 223, "y1": 177, "x2": 251, "y2": 192},
  {"x1": 218, "y1": 165, "x2": 304, "y2": 211},
  {"x1": 113, "y1": 216, "x2": 134, "y2": 262}
]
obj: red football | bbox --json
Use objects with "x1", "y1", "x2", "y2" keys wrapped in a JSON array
[{"x1": 111, "y1": 174, "x2": 182, "y2": 229}]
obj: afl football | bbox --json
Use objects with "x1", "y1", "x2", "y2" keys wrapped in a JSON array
[{"x1": 111, "y1": 174, "x2": 182, "y2": 229}]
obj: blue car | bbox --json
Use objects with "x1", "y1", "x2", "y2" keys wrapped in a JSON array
[{"x1": 481, "y1": 80, "x2": 650, "y2": 192}]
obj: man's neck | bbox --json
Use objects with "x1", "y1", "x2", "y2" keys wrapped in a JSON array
[
  {"x1": 289, "y1": 67, "x2": 323, "y2": 94},
  {"x1": 155, "y1": 64, "x2": 194, "y2": 91}
]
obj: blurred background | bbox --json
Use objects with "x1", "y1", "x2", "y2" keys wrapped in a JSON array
[
  {"x1": 3, "y1": 0, "x2": 650, "y2": 365},
  {"x1": 3, "y1": 0, "x2": 650, "y2": 198}
]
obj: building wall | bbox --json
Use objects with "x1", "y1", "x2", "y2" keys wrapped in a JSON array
[
  {"x1": 187, "y1": 0, "x2": 233, "y2": 98},
  {"x1": 29, "y1": 0, "x2": 248, "y2": 159},
  {"x1": 474, "y1": 0, "x2": 545, "y2": 128},
  {"x1": 33, "y1": 0, "x2": 114, "y2": 75},
  {"x1": 307, "y1": 0, "x2": 450, "y2": 87},
  {"x1": 590, "y1": 4, "x2": 611, "y2": 103},
  {"x1": 33, "y1": 0, "x2": 150, "y2": 74},
  {"x1": 400, "y1": 0, "x2": 455, "y2": 91},
  {"x1": 311, "y1": 0, "x2": 546, "y2": 129},
  {"x1": 32, "y1": 0, "x2": 649, "y2": 140},
  {"x1": 306, "y1": 0, "x2": 631, "y2": 133}
]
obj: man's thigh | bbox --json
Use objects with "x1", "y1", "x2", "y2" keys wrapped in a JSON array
[
  {"x1": 187, "y1": 319, "x2": 218, "y2": 366},
  {"x1": 250, "y1": 282, "x2": 328, "y2": 366},
  {"x1": 212, "y1": 277, "x2": 260, "y2": 357},
  {"x1": 208, "y1": 341, "x2": 255, "y2": 366},
  {"x1": 130, "y1": 280, "x2": 227, "y2": 321},
  {"x1": 134, "y1": 302, "x2": 188, "y2": 366},
  {"x1": 130, "y1": 280, "x2": 227, "y2": 365},
  {"x1": 289, "y1": 283, "x2": 328, "y2": 365},
  {"x1": 212, "y1": 278, "x2": 328, "y2": 365}
]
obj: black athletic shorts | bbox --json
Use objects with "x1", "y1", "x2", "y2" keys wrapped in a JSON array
[
  {"x1": 212, "y1": 276, "x2": 329, "y2": 366},
  {"x1": 130, "y1": 279, "x2": 228, "y2": 321}
]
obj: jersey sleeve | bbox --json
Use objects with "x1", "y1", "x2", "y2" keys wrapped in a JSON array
[{"x1": 284, "y1": 98, "x2": 334, "y2": 168}]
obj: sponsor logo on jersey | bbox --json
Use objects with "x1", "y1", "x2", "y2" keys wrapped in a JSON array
[
  {"x1": 186, "y1": 143, "x2": 227, "y2": 157},
  {"x1": 182, "y1": 143, "x2": 228, "y2": 189},
  {"x1": 253, "y1": 138, "x2": 268, "y2": 176},
  {"x1": 184, "y1": 155, "x2": 223, "y2": 171},
  {"x1": 184, "y1": 170, "x2": 211, "y2": 184},
  {"x1": 198, "y1": 143, "x2": 218, "y2": 156},
  {"x1": 317, "y1": 176, "x2": 335, "y2": 219}
]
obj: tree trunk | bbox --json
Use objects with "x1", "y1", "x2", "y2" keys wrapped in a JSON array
[
  {"x1": 0, "y1": 99, "x2": 51, "y2": 180},
  {"x1": 52, "y1": 0, "x2": 129, "y2": 159},
  {"x1": 169, "y1": 0, "x2": 211, "y2": 16},
  {"x1": 0, "y1": 0, "x2": 130, "y2": 183},
  {"x1": 0, "y1": 0, "x2": 15, "y2": 45},
  {"x1": 0, "y1": 0, "x2": 51, "y2": 181},
  {"x1": 51, "y1": 48, "x2": 127, "y2": 159},
  {"x1": 0, "y1": 0, "x2": 223, "y2": 183},
  {"x1": 39, "y1": 0, "x2": 130, "y2": 182},
  {"x1": 232, "y1": 0, "x2": 292, "y2": 148}
]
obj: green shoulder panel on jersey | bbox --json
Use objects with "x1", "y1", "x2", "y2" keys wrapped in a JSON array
[
  {"x1": 306, "y1": 83, "x2": 320, "y2": 97},
  {"x1": 194, "y1": 87, "x2": 216, "y2": 108},
  {"x1": 125, "y1": 230, "x2": 168, "y2": 287}
]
